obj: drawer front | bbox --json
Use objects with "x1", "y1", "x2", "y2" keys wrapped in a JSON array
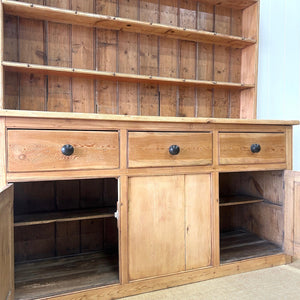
[
  {"x1": 8, "y1": 130, "x2": 119, "y2": 172},
  {"x1": 128, "y1": 132, "x2": 212, "y2": 168},
  {"x1": 219, "y1": 132, "x2": 286, "y2": 165}
]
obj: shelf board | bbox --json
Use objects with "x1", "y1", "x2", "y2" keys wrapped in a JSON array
[
  {"x1": 14, "y1": 207, "x2": 115, "y2": 227},
  {"x1": 3, "y1": 61, "x2": 254, "y2": 90},
  {"x1": 15, "y1": 251, "x2": 119, "y2": 299},
  {"x1": 219, "y1": 195, "x2": 264, "y2": 207},
  {"x1": 3, "y1": 0, "x2": 256, "y2": 49}
]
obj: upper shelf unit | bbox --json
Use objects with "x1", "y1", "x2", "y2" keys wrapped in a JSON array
[
  {"x1": 2, "y1": 0, "x2": 255, "y2": 49},
  {"x1": 1, "y1": 0, "x2": 259, "y2": 119}
]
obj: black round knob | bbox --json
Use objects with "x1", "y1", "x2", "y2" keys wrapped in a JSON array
[
  {"x1": 251, "y1": 144, "x2": 261, "y2": 153},
  {"x1": 169, "y1": 145, "x2": 180, "y2": 155},
  {"x1": 61, "y1": 144, "x2": 74, "y2": 156}
]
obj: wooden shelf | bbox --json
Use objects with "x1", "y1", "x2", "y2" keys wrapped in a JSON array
[
  {"x1": 3, "y1": 61, "x2": 254, "y2": 90},
  {"x1": 15, "y1": 251, "x2": 119, "y2": 299},
  {"x1": 219, "y1": 195, "x2": 264, "y2": 207},
  {"x1": 3, "y1": 0, "x2": 256, "y2": 49},
  {"x1": 14, "y1": 207, "x2": 115, "y2": 227},
  {"x1": 220, "y1": 230, "x2": 282, "y2": 264}
]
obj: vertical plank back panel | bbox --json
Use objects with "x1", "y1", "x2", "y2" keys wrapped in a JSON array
[
  {"x1": 4, "y1": 15, "x2": 18, "y2": 109},
  {"x1": 47, "y1": 0, "x2": 71, "y2": 112},
  {"x1": 95, "y1": 0, "x2": 118, "y2": 114}
]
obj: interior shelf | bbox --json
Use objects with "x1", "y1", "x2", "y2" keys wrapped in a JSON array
[
  {"x1": 197, "y1": 0, "x2": 257, "y2": 9},
  {"x1": 15, "y1": 251, "x2": 119, "y2": 300},
  {"x1": 219, "y1": 195, "x2": 264, "y2": 207},
  {"x1": 220, "y1": 230, "x2": 282, "y2": 264},
  {"x1": 3, "y1": 0, "x2": 256, "y2": 48},
  {"x1": 14, "y1": 207, "x2": 115, "y2": 227},
  {"x1": 3, "y1": 61, "x2": 254, "y2": 90}
]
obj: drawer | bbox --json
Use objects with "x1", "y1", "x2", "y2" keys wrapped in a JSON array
[
  {"x1": 219, "y1": 132, "x2": 286, "y2": 165},
  {"x1": 128, "y1": 132, "x2": 212, "y2": 168},
  {"x1": 8, "y1": 130, "x2": 119, "y2": 172}
]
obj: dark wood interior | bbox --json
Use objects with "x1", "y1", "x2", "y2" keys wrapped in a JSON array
[
  {"x1": 219, "y1": 171, "x2": 284, "y2": 263},
  {"x1": 13, "y1": 178, "x2": 119, "y2": 299}
]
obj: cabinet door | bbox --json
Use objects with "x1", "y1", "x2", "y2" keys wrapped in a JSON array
[
  {"x1": 0, "y1": 184, "x2": 14, "y2": 300},
  {"x1": 128, "y1": 174, "x2": 212, "y2": 280}
]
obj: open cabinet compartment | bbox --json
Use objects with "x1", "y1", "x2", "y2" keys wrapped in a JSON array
[
  {"x1": 13, "y1": 178, "x2": 119, "y2": 300},
  {"x1": 219, "y1": 171, "x2": 284, "y2": 264}
]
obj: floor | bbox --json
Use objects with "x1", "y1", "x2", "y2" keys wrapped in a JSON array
[{"x1": 120, "y1": 260, "x2": 300, "y2": 300}]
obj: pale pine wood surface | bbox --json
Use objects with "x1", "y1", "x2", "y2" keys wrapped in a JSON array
[
  {"x1": 128, "y1": 175, "x2": 186, "y2": 280},
  {"x1": 219, "y1": 132, "x2": 286, "y2": 165},
  {"x1": 185, "y1": 174, "x2": 212, "y2": 269},
  {"x1": 8, "y1": 130, "x2": 120, "y2": 172},
  {"x1": 0, "y1": 184, "x2": 14, "y2": 300},
  {"x1": 128, "y1": 132, "x2": 213, "y2": 167}
]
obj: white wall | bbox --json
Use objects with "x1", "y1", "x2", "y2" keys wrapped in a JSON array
[{"x1": 257, "y1": 0, "x2": 300, "y2": 170}]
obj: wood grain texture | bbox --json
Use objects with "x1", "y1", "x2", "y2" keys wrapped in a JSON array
[
  {"x1": 219, "y1": 132, "x2": 286, "y2": 165},
  {"x1": 128, "y1": 175, "x2": 185, "y2": 280},
  {"x1": 8, "y1": 130, "x2": 120, "y2": 172},
  {"x1": 0, "y1": 118, "x2": 7, "y2": 187},
  {"x1": 0, "y1": 184, "x2": 14, "y2": 300},
  {"x1": 128, "y1": 132, "x2": 213, "y2": 167},
  {"x1": 185, "y1": 174, "x2": 212, "y2": 269}
]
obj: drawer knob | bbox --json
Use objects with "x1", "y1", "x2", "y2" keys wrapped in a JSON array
[
  {"x1": 61, "y1": 144, "x2": 74, "y2": 156},
  {"x1": 251, "y1": 144, "x2": 261, "y2": 153},
  {"x1": 169, "y1": 145, "x2": 180, "y2": 155}
]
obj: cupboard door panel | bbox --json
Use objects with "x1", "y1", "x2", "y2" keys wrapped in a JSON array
[
  {"x1": 0, "y1": 184, "x2": 14, "y2": 300},
  {"x1": 185, "y1": 174, "x2": 212, "y2": 269},
  {"x1": 128, "y1": 175, "x2": 185, "y2": 280}
]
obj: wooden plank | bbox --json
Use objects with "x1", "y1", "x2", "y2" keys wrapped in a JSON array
[
  {"x1": 19, "y1": 17, "x2": 45, "y2": 110},
  {"x1": 15, "y1": 251, "x2": 119, "y2": 300},
  {"x1": 15, "y1": 223, "x2": 56, "y2": 262},
  {"x1": 3, "y1": 61, "x2": 255, "y2": 90},
  {"x1": 198, "y1": 3, "x2": 214, "y2": 32},
  {"x1": 15, "y1": 207, "x2": 115, "y2": 226},
  {"x1": 160, "y1": 0, "x2": 177, "y2": 26},
  {"x1": 118, "y1": 31, "x2": 138, "y2": 115},
  {"x1": 139, "y1": 34, "x2": 159, "y2": 116},
  {"x1": 8, "y1": 130, "x2": 120, "y2": 172},
  {"x1": 179, "y1": 40, "x2": 196, "y2": 117},
  {"x1": 128, "y1": 175, "x2": 185, "y2": 280},
  {"x1": 179, "y1": 0, "x2": 196, "y2": 30},
  {"x1": 215, "y1": 6, "x2": 231, "y2": 35},
  {"x1": 185, "y1": 174, "x2": 212, "y2": 269},
  {"x1": 81, "y1": 219, "x2": 104, "y2": 252},
  {"x1": 219, "y1": 195, "x2": 264, "y2": 207},
  {"x1": 3, "y1": 15, "x2": 19, "y2": 109},
  {"x1": 2, "y1": 1, "x2": 256, "y2": 48},
  {"x1": 47, "y1": 0, "x2": 71, "y2": 112},
  {"x1": 0, "y1": 184, "x2": 14, "y2": 300},
  {"x1": 95, "y1": 0, "x2": 118, "y2": 114},
  {"x1": 140, "y1": 0, "x2": 158, "y2": 23}
]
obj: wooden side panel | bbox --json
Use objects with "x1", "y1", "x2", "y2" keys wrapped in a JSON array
[
  {"x1": 0, "y1": 185, "x2": 14, "y2": 300},
  {"x1": 185, "y1": 174, "x2": 212, "y2": 270},
  {"x1": 240, "y1": 3, "x2": 259, "y2": 119},
  {"x1": 128, "y1": 176, "x2": 185, "y2": 280},
  {"x1": 47, "y1": 0, "x2": 71, "y2": 112},
  {"x1": 284, "y1": 171, "x2": 300, "y2": 257}
]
